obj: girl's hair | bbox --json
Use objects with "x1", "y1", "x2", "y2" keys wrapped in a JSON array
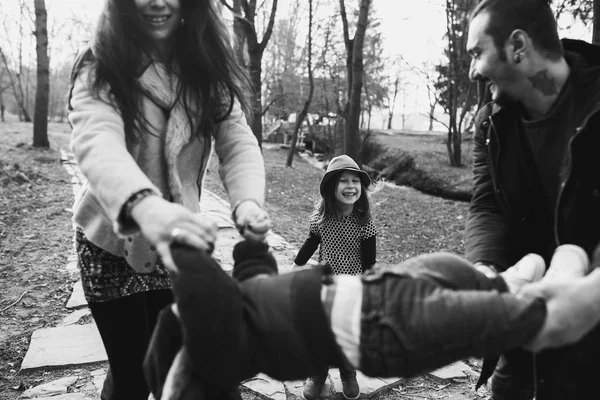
[
  {"x1": 70, "y1": 0, "x2": 251, "y2": 141},
  {"x1": 312, "y1": 170, "x2": 374, "y2": 225}
]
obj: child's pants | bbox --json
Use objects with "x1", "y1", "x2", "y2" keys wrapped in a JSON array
[{"x1": 356, "y1": 252, "x2": 545, "y2": 377}]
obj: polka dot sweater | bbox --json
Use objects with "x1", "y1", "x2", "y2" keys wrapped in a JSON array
[{"x1": 294, "y1": 212, "x2": 377, "y2": 275}]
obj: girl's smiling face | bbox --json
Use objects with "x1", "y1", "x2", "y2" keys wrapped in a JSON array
[
  {"x1": 335, "y1": 171, "x2": 362, "y2": 211},
  {"x1": 135, "y1": 0, "x2": 181, "y2": 50}
]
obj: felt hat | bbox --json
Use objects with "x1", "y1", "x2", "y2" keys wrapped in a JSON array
[{"x1": 319, "y1": 155, "x2": 371, "y2": 196}]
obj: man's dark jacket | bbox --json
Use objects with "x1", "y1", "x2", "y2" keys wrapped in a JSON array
[{"x1": 466, "y1": 39, "x2": 600, "y2": 399}]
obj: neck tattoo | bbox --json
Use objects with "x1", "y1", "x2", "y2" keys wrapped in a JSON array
[{"x1": 528, "y1": 69, "x2": 559, "y2": 97}]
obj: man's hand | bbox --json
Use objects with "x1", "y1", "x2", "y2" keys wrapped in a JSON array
[{"x1": 523, "y1": 269, "x2": 600, "y2": 352}]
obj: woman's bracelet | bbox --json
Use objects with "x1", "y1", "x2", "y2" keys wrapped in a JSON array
[
  {"x1": 231, "y1": 198, "x2": 261, "y2": 222},
  {"x1": 120, "y1": 189, "x2": 157, "y2": 227}
]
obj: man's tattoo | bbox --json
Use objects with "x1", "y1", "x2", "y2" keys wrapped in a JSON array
[{"x1": 528, "y1": 69, "x2": 558, "y2": 96}]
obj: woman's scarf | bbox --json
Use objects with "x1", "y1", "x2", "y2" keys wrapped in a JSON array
[{"x1": 136, "y1": 62, "x2": 201, "y2": 205}]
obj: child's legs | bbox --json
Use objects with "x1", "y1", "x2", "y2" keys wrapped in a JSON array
[
  {"x1": 377, "y1": 252, "x2": 508, "y2": 292},
  {"x1": 357, "y1": 253, "x2": 546, "y2": 378}
]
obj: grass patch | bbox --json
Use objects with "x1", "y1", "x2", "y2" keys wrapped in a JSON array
[{"x1": 363, "y1": 131, "x2": 473, "y2": 202}]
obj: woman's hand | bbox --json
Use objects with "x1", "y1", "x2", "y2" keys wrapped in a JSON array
[
  {"x1": 131, "y1": 196, "x2": 217, "y2": 271},
  {"x1": 233, "y1": 200, "x2": 272, "y2": 242}
]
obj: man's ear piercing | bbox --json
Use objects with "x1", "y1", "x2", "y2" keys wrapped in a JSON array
[{"x1": 514, "y1": 53, "x2": 522, "y2": 63}]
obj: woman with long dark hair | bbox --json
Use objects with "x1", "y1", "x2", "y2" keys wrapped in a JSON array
[{"x1": 67, "y1": 0, "x2": 269, "y2": 398}]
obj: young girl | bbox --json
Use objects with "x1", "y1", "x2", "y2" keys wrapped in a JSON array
[
  {"x1": 293, "y1": 154, "x2": 377, "y2": 400},
  {"x1": 67, "y1": 0, "x2": 269, "y2": 399}
]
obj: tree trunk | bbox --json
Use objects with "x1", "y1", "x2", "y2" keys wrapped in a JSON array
[
  {"x1": 0, "y1": 92, "x2": 4, "y2": 122},
  {"x1": 452, "y1": 128, "x2": 462, "y2": 166},
  {"x1": 33, "y1": 0, "x2": 50, "y2": 148},
  {"x1": 222, "y1": 0, "x2": 278, "y2": 149},
  {"x1": 386, "y1": 76, "x2": 399, "y2": 130},
  {"x1": 594, "y1": 0, "x2": 600, "y2": 44},
  {"x1": 232, "y1": 0, "x2": 246, "y2": 66},
  {"x1": 287, "y1": 0, "x2": 314, "y2": 167},
  {"x1": 344, "y1": 0, "x2": 371, "y2": 164},
  {"x1": 429, "y1": 103, "x2": 435, "y2": 131}
]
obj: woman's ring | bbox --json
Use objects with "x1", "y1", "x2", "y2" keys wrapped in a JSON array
[{"x1": 171, "y1": 227, "x2": 182, "y2": 242}]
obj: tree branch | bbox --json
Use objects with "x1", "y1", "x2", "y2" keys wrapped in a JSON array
[
  {"x1": 219, "y1": 0, "x2": 236, "y2": 12},
  {"x1": 420, "y1": 111, "x2": 449, "y2": 130},
  {"x1": 339, "y1": 0, "x2": 350, "y2": 49},
  {"x1": 261, "y1": 94, "x2": 286, "y2": 116},
  {"x1": 258, "y1": 0, "x2": 278, "y2": 53}
]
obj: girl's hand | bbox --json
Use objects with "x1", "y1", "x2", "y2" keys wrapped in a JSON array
[
  {"x1": 233, "y1": 200, "x2": 272, "y2": 242},
  {"x1": 131, "y1": 196, "x2": 217, "y2": 272}
]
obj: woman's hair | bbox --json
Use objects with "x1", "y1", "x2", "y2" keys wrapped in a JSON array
[
  {"x1": 312, "y1": 170, "x2": 374, "y2": 225},
  {"x1": 70, "y1": 0, "x2": 251, "y2": 141}
]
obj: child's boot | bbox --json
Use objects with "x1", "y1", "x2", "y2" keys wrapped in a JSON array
[{"x1": 339, "y1": 367, "x2": 360, "y2": 399}]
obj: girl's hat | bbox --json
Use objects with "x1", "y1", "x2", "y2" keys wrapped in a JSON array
[{"x1": 320, "y1": 155, "x2": 371, "y2": 196}]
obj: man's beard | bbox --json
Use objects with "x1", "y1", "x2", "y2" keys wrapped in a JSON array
[
  {"x1": 489, "y1": 82, "x2": 517, "y2": 108},
  {"x1": 494, "y1": 91, "x2": 517, "y2": 107}
]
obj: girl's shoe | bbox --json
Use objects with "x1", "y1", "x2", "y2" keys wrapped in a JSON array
[
  {"x1": 340, "y1": 369, "x2": 360, "y2": 399},
  {"x1": 302, "y1": 375, "x2": 328, "y2": 400}
]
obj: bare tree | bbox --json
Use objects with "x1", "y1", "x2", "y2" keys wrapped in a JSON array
[
  {"x1": 230, "y1": 0, "x2": 247, "y2": 65},
  {"x1": 385, "y1": 74, "x2": 399, "y2": 129},
  {"x1": 33, "y1": 0, "x2": 49, "y2": 148},
  {"x1": 261, "y1": 0, "x2": 303, "y2": 123},
  {"x1": 0, "y1": 65, "x2": 10, "y2": 121},
  {"x1": 360, "y1": 16, "x2": 386, "y2": 134},
  {"x1": 287, "y1": 0, "x2": 314, "y2": 167},
  {"x1": 49, "y1": 62, "x2": 70, "y2": 122},
  {"x1": 0, "y1": 47, "x2": 32, "y2": 122},
  {"x1": 405, "y1": 59, "x2": 441, "y2": 131},
  {"x1": 221, "y1": 0, "x2": 279, "y2": 148},
  {"x1": 435, "y1": 0, "x2": 478, "y2": 167},
  {"x1": 0, "y1": 0, "x2": 33, "y2": 121},
  {"x1": 552, "y1": 0, "x2": 598, "y2": 42},
  {"x1": 339, "y1": 0, "x2": 371, "y2": 164}
]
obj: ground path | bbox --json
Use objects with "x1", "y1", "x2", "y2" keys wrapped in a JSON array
[{"x1": 17, "y1": 150, "x2": 477, "y2": 400}]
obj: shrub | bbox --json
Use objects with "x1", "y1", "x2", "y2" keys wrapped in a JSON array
[
  {"x1": 370, "y1": 150, "x2": 415, "y2": 181},
  {"x1": 365, "y1": 148, "x2": 470, "y2": 201},
  {"x1": 360, "y1": 134, "x2": 386, "y2": 166}
]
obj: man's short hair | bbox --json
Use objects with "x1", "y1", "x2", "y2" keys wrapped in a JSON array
[{"x1": 471, "y1": 0, "x2": 563, "y2": 61}]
